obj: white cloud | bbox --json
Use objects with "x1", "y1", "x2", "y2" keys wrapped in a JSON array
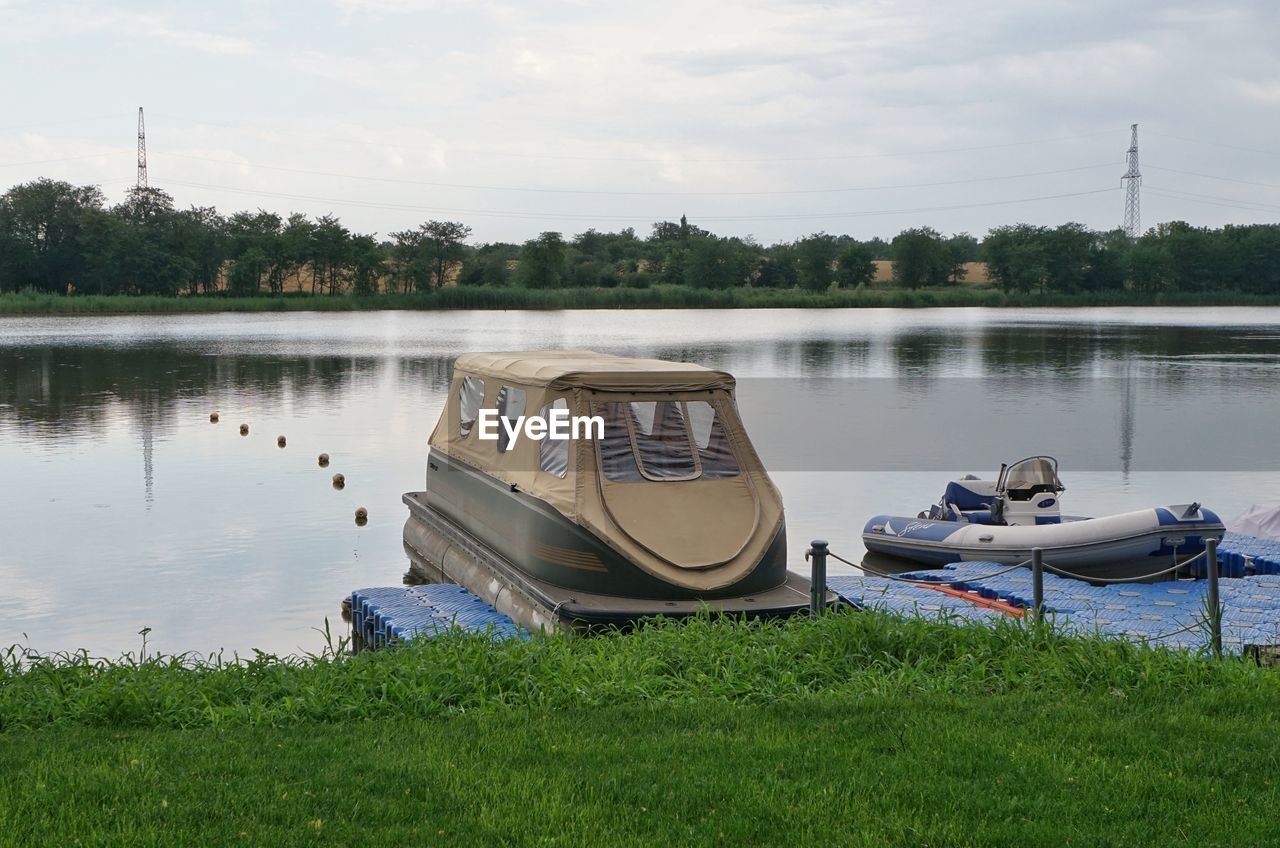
[{"x1": 2, "y1": 0, "x2": 1278, "y2": 241}]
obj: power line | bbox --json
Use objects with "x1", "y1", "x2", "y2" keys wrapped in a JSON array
[
  {"x1": 0, "y1": 115, "x2": 121, "y2": 134},
  {"x1": 1146, "y1": 164, "x2": 1280, "y2": 191},
  {"x1": 161, "y1": 177, "x2": 1119, "y2": 223},
  {"x1": 1145, "y1": 185, "x2": 1280, "y2": 215},
  {"x1": 158, "y1": 151, "x2": 1119, "y2": 197},
  {"x1": 0, "y1": 151, "x2": 130, "y2": 169},
  {"x1": 1145, "y1": 130, "x2": 1280, "y2": 159},
  {"x1": 151, "y1": 112, "x2": 1115, "y2": 164}
]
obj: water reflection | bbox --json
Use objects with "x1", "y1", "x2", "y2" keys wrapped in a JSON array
[{"x1": 2, "y1": 308, "x2": 1280, "y2": 655}]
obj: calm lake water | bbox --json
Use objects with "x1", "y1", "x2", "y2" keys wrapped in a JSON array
[{"x1": 4, "y1": 307, "x2": 1280, "y2": 656}]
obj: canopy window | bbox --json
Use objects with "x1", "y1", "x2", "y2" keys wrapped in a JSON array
[
  {"x1": 538, "y1": 398, "x2": 569, "y2": 478},
  {"x1": 597, "y1": 400, "x2": 740, "y2": 483},
  {"x1": 458, "y1": 376, "x2": 485, "y2": 438},
  {"x1": 495, "y1": 385, "x2": 526, "y2": 454}
]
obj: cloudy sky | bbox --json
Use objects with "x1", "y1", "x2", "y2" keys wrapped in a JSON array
[{"x1": 2, "y1": 0, "x2": 1278, "y2": 244}]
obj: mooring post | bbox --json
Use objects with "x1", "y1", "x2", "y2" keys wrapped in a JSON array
[
  {"x1": 809, "y1": 539, "x2": 829, "y2": 616},
  {"x1": 1207, "y1": 537, "x2": 1222, "y2": 659},
  {"x1": 1031, "y1": 547, "x2": 1044, "y2": 621}
]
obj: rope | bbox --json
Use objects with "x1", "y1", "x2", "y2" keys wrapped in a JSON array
[
  {"x1": 826, "y1": 549, "x2": 1029, "y2": 586},
  {"x1": 829, "y1": 544, "x2": 1211, "y2": 586},
  {"x1": 1144, "y1": 618, "x2": 1211, "y2": 643},
  {"x1": 1039, "y1": 549, "x2": 1206, "y2": 584}
]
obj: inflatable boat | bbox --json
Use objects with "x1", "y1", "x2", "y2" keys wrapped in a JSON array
[
  {"x1": 862, "y1": 456, "x2": 1225, "y2": 576},
  {"x1": 403, "y1": 351, "x2": 826, "y2": 632}
]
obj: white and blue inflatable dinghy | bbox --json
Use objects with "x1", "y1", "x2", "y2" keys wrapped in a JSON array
[{"x1": 862, "y1": 456, "x2": 1225, "y2": 573}]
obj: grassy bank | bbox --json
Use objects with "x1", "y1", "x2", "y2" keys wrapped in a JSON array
[
  {"x1": 6, "y1": 286, "x2": 1280, "y2": 314},
  {"x1": 4, "y1": 613, "x2": 1279, "y2": 845}
]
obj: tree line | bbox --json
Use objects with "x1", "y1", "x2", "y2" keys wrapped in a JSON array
[{"x1": 2, "y1": 177, "x2": 1279, "y2": 297}]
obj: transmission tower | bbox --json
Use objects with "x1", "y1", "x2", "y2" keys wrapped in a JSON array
[
  {"x1": 1122, "y1": 123, "x2": 1140, "y2": 238},
  {"x1": 136, "y1": 106, "x2": 148, "y2": 188}
]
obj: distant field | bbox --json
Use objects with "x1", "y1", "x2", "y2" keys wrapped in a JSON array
[{"x1": 871, "y1": 259, "x2": 990, "y2": 284}]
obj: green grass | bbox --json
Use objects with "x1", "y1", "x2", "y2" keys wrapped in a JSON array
[
  {"x1": 4, "y1": 692, "x2": 1279, "y2": 847},
  {"x1": 2, "y1": 612, "x2": 1265, "y2": 731},
  {"x1": 4, "y1": 612, "x2": 1279, "y2": 845},
  {"x1": 5, "y1": 286, "x2": 1280, "y2": 314}
]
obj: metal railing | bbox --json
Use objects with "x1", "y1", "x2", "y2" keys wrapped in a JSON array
[{"x1": 807, "y1": 536, "x2": 1225, "y2": 659}]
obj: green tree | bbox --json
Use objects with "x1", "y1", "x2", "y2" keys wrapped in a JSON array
[
  {"x1": 310, "y1": 215, "x2": 351, "y2": 295},
  {"x1": 983, "y1": 224, "x2": 1049, "y2": 293},
  {"x1": 110, "y1": 187, "x2": 194, "y2": 295},
  {"x1": 684, "y1": 236, "x2": 737, "y2": 289},
  {"x1": 946, "y1": 233, "x2": 979, "y2": 284},
  {"x1": 755, "y1": 245, "x2": 798, "y2": 288},
  {"x1": 796, "y1": 233, "x2": 838, "y2": 291},
  {"x1": 891, "y1": 227, "x2": 949, "y2": 288},
  {"x1": 517, "y1": 232, "x2": 567, "y2": 289},
  {"x1": 459, "y1": 247, "x2": 514, "y2": 287},
  {"x1": 419, "y1": 220, "x2": 472, "y2": 289},
  {"x1": 1083, "y1": 229, "x2": 1129, "y2": 291},
  {"x1": 0, "y1": 178, "x2": 105, "y2": 293},
  {"x1": 228, "y1": 246, "x2": 267, "y2": 296},
  {"x1": 349, "y1": 234, "x2": 384, "y2": 296},
  {"x1": 835, "y1": 241, "x2": 876, "y2": 288},
  {"x1": 171, "y1": 206, "x2": 228, "y2": 295},
  {"x1": 1043, "y1": 223, "x2": 1092, "y2": 293},
  {"x1": 1234, "y1": 225, "x2": 1280, "y2": 294},
  {"x1": 389, "y1": 228, "x2": 428, "y2": 294},
  {"x1": 1128, "y1": 237, "x2": 1173, "y2": 293}
]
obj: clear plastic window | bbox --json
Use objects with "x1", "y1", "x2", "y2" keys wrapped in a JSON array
[
  {"x1": 495, "y1": 385, "x2": 526, "y2": 454},
  {"x1": 687, "y1": 401, "x2": 739, "y2": 480},
  {"x1": 458, "y1": 376, "x2": 485, "y2": 438},
  {"x1": 597, "y1": 400, "x2": 738, "y2": 482},
  {"x1": 538, "y1": 398, "x2": 569, "y2": 478}
]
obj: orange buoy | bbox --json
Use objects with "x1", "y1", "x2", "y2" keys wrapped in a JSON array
[
  {"x1": 332, "y1": 473, "x2": 345, "y2": 490},
  {"x1": 318, "y1": 453, "x2": 330, "y2": 467}
]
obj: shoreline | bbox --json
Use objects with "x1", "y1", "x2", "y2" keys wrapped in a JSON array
[{"x1": 5, "y1": 287, "x2": 1280, "y2": 315}]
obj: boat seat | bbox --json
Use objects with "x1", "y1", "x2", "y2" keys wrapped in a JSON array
[{"x1": 963, "y1": 510, "x2": 995, "y2": 525}]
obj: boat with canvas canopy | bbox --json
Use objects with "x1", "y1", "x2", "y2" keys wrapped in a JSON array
[{"x1": 402, "y1": 351, "x2": 822, "y2": 631}]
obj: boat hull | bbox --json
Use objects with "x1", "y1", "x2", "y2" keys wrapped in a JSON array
[
  {"x1": 403, "y1": 492, "x2": 820, "y2": 632},
  {"x1": 862, "y1": 506, "x2": 1225, "y2": 576}
]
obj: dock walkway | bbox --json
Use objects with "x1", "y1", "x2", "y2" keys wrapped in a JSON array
[{"x1": 349, "y1": 533, "x2": 1280, "y2": 653}]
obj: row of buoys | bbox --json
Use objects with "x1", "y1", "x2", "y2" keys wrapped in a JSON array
[{"x1": 211, "y1": 412, "x2": 367, "y2": 526}]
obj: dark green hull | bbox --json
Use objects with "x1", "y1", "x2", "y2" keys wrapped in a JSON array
[{"x1": 403, "y1": 450, "x2": 819, "y2": 631}]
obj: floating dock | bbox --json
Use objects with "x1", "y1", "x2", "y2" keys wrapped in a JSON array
[
  {"x1": 349, "y1": 532, "x2": 1280, "y2": 653},
  {"x1": 348, "y1": 583, "x2": 525, "y2": 650},
  {"x1": 830, "y1": 532, "x2": 1280, "y2": 654}
]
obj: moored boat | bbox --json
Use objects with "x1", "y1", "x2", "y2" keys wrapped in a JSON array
[
  {"x1": 862, "y1": 456, "x2": 1225, "y2": 578},
  {"x1": 403, "y1": 351, "x2": 825, "y2": 631}
]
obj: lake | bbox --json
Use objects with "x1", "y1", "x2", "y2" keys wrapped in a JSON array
[{"x1": 3, "y1": 307, "x2": 1280, "y2": 656}]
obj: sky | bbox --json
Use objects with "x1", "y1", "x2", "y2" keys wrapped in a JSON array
[{"x1": 1, "y1": 0, "x2": 1278, "y2": 245}]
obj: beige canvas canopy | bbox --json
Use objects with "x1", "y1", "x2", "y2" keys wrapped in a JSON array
[
  {"x1": 447, "y1": 350, "x2": 737, "y2": 392},
  {"x1": 428, "y1": 351, "x2": 784, "y2": 591}
]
